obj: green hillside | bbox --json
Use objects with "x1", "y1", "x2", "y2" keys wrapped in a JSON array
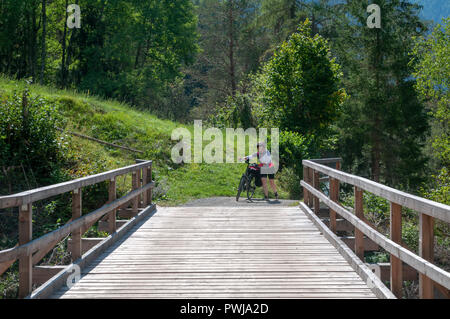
[{"x1": 0, "y1": 76, "x2": 285, "y2": 205}]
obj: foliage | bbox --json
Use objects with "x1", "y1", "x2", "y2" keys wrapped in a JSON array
[
  {"x1": 0, "y1": 87, "x2": 67, "y2": 193},
  {"x1": 335, "y1": 0, "x2": 429, "y2": 189},
  {"x1": 411, "y1": 18, "x2": 449, "y2": 204},
  {"x1": 254, "y1": 20, "x2": 345, "y2": 136},
  {"x1": 0, "y1": 0, "x2": 199, "y2": 120},
  {"x1": 277, "y1": 166, "x2": 301, "y2": 199},
  {"x1": 211, "y1": 92, "x2": 255, "y2": 129},
  {"x1": 277, "y1": 131, "x2": 310, "y2": 176}
]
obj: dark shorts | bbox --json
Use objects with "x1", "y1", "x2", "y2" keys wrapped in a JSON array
[{"x1": 260, "y1": 173, "x2": 275, "y2": 180}]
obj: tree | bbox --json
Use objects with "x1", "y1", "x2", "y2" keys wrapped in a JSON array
[
  {"x1": 412, "y1": 18, "x2": 450, "y2": 204},
  {"x1": 254, "y1": 20, "x2": 345, "y2": 137},
  {"x1": 334, "y1": 0, "x2": 429, "y2": 188}
]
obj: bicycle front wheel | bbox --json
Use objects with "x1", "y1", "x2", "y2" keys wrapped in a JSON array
[
  {"x1": 247, "y1": 175, "x2": 256, "y2": 200},
  {"x1": 236, "y1": 175, "x2": 246, "y2": 201}
]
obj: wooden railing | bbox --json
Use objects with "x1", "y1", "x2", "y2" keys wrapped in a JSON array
[
  {"x1": 0, "y1": 160, "x2": 154, "y2": 298},
  {"x1": 301, "y1": 159, "x2": 450, "y2": 299}
]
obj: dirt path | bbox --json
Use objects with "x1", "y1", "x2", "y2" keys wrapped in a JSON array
[{"x1": 180, "y1": 196, "x2": 300, "y2": 207}]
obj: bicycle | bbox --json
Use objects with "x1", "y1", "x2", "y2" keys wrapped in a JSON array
[{"x1": 236, "y1": 159, "x2": 261, "y2": 201}]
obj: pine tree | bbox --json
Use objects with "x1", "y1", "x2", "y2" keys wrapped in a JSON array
[{"x1": 334, "y1": 0, "x2": 429, "y2": 189}]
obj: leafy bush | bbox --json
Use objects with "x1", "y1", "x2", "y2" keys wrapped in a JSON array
[
  {"x1": 277, "y1": 167, "x2": 301, "y2": 199},
  {"x1": 0, "y1": 88, "x2": 66, "y2": 193},
  {"x1": 276, "y1": 131, "x2": 310, "y2": 176}
]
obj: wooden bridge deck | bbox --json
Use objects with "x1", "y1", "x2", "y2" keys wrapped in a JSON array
[{"x1": 52, "y1": 206, "x2": 377, "y2": 299}]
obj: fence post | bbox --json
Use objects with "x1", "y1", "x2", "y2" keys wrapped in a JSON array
[
  {"x1": 108, "y1": 177, "x2": 117, "y2": 234},
  {"x1": 71, "y1": 188, "x2": 82, "y2": 260},
  {"x1": 132, "y1": 171, "x2": 139, "y2": 215},
  {"x1": 419, "y1": 213, "x2": 434, "y2": 299},
  {"x1": 303, "y1": 166, "x2": 309, "y2": 206},
  {"x1": 354, "y1": 187, "x2": 364, "y2": 260},
  {"x1": 142, "y1": 167, "x2": 148, "y2": 207},
  {"x1": 313, "y1": 170, "x2": 320, "y2": 215},
  {"x1": 329, "y1": 178, "x2": 339, "y2": 233},
  {"x1": 308, "y1": 167, "x2": 314, "y2": 208},
  {"x1": 390, "y1": 202, "x2": 403, "y2": 298},
  {"x1": 19, "y1": 203, "x2": 32, "y2": 298},
  {"x1": 147, "y1": 164, "x2": 152, "y2": 205}
]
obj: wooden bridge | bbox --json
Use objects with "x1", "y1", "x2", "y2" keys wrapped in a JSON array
[{"x1": 0, "y1": 159, "x2": 449, "y2": 299}]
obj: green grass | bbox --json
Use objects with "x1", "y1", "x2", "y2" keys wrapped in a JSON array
[{"x1": 0, "y1": 76, "x2": 294, "y2": 205}]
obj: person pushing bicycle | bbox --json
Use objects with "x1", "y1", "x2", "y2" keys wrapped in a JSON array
[{"x1": 240, "y1": 142, "x2": 278, "y2": 201}]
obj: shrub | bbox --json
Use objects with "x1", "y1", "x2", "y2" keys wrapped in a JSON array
[
  {"x1": 277, "y1": 167, "x2": 301, "y2": 199},
  {"x1": 0, "y1": 88, "x2": 65, "y2": 193}
]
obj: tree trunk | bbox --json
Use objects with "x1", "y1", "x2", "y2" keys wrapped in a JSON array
[
  {"x1": 40, "y1": 0, "x2": 47, "y2": 85},
  {"x1": 227, "y1": 0, "x2": 236, "y2": 97},
  {"x1": 61, "y1": 0, "x2": 69, "y2": 87}
]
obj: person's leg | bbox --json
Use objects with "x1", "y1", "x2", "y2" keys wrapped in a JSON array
[
  {"x1": 261, "y1": 176, "x2": 269, "y2": 198},
  {"x1": 269, "y1": 175, "x2": 278, "y2": 199},
  {"x1": 269, "y1": 179, "x2": 277, "y2": 193}
]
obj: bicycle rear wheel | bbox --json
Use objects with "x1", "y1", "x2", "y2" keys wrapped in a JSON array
[{"x1": 236, "y1": 175, "x2": 246, "y2": 201}]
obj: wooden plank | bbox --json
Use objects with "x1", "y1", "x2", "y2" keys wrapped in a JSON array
[
  {"x1": 147, "y1": 165, "x2": 152, "y2": 206},
  {"x1": 303, "y1": 166, "x2": 309, "y2": 206},
  {"x1": 0, "y1": 161, "x2": 152, "y2": 209},
  {"x1": 19, "y1": 203, "x2": 32, "y2": 298},
  {"x1": 132, "y1": 171, "x2": 139, "y2": 214},
  {"x1": 313, "y1": 170, "x2": 320, "y2": 215},
  {"x1": 300, "y1": 202, "x2": 395, "y2": 299},
  {"x1": 419, "y1": 213, "x2": 434, "y2": 299},
  {"x1": 329, "y1": 178, "x2": 338, "y2": 233},
  {"x1": 71, "y1": 188, "x2": 82, "y2": 261},
  {"x1": 67, "y1": 238, "x2": 104, "y2": 255},
  {"x1": 98, "y1": 220, "x2": 127, "y2": 233},
  {"x1": 390, "y1": 202, "x2": 403, "y2": 298},
  {"x1": 33, "y1": 266, "x2": 66, "y2": 285},
  {"x1": 366, "y1": 263, "x2": 418, "y2": 282},
  {"x1": 303, "y1": 160, "x2": 450, "y2": 223},
  {"x1": 108, "y1": 178, "x2": 117, "y2": 234},
  {"x1": 50, "y1": 206, "x2": 379, "y2": 299},
  {"x1": 308, "y1": 167, "x2": 314, "y2": 208},
  {"x1": 0, "y1": 182, "x2": 154, "y2": 264},
  {"x1": 354, "y1": 187, "x2": 364, "y2": 260},
  {"x1": 301, "y1": 181, "x2": 450, "y2": 290},
  {"x1": 341, "y1": 237, "x2": 379, "y2": 252},
  {"x1": 29, "y1": 204, "x2": 157, "y2": 299}
]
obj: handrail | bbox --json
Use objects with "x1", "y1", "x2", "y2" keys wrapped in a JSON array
[
  {"x1": 0, "y1": 182, "x2": 154, "y2": 264},
  {"x1": 302, "y1": 158, "x2": 450, "y2": 299},
  {"x1": 0, "y1": 159, "x2": 154, "y2": 298},
  {"x1": 0, "y1": 161, "x2": 152, "y2": 209},
  {"x1": 303, "y1": 160, "x2": 450, "y2": 223}
]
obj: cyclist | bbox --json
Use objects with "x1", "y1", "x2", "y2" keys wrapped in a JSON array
[{"x1": 241, "y1": 142, "x2": 278, "y2": 201}]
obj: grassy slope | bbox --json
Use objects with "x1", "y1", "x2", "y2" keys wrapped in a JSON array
[{"x1": 0, "y1": 77, "x2": 285, "y2": 205}]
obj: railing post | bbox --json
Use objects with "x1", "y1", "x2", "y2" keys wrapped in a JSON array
[
  {"x1": 308, "y1": 167, "x2": 314, "y2": 208},
  {"x1": 147, "y1": 164, "x2": 152, "y2": 206},
  {"x1": 303, "y1": 166, "x2": 309, "y2": 206},
  {"x1": 390, "y1": 202, "x2": 403, "y2": 298},
  {"x1": 329, "y1": 178, "x2": 339, "y2": 233},
  {"x1": 132, "y1": 171, "x2": 139, "y2": 214},
  {"x1": 419, "y1": 213, "x2": 434, "y2": 299},
  {"x1": 354, "y1": 187, "x2": 364, "y2": 260},
  {"x1": 71, "y1": 188, "x2": 82, "y2": 260},
  {"x1": 19, "y1": 203, "x2": 32, "y2": 298},
  {"x1": 142, "y1": 167, "x2": 148, "y2": 207},
  {"x1": 313, "y1": 170, "x2": 320, "y2": 215},
  {"x1": 108, "y1": 177, "x2": 117, "y2": 234}
]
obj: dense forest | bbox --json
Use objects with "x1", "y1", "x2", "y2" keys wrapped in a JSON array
[{"x1": 0, "y1": 0, "x2": 449, "y2": 298}]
